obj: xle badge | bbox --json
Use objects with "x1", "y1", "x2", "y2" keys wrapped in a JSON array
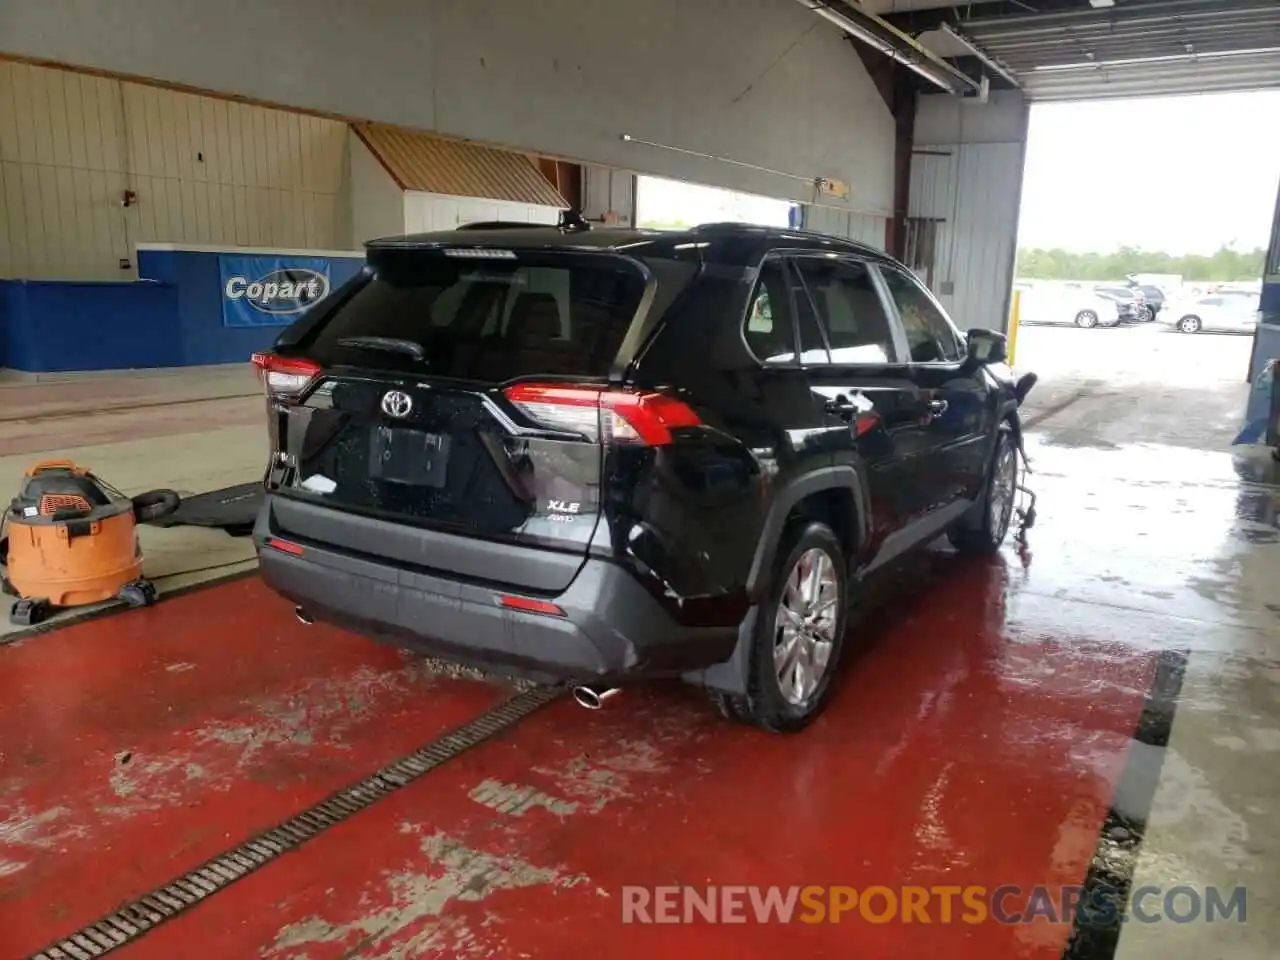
[{"x1": 548, "y1": 499, "x2": 581, "y2": 522}]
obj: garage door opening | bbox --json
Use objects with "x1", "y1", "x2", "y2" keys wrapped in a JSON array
[
  {"x1": 1011, "y1": 90, "x2": 1280, "y2": 452},
  {"x1": 635, "y1": 175, "x2": 797, "y2": 231}
]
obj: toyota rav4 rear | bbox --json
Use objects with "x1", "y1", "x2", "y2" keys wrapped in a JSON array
[{"x1": 252, "y1": 234, "x2": 738, "y2": 685}]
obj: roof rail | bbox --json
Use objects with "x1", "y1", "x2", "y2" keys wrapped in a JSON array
[{"x1": 455, "y1": 221, "x2": 547, "y2": 231}]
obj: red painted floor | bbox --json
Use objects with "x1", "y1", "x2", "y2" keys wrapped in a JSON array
[
  {"x1": 0, "y1": 579, "x2": 508, "y2": 957},
  {"x1": 8, "y1": 433, "x2": 1265, "y2": 959},
  {"x1": 0, "y1": 557, "x2": 1154, "y2": 960}
]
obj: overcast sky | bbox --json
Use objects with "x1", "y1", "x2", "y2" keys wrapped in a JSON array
[{"x1": 1017, "y1": 90, "x2": 1280, "y2": 255}]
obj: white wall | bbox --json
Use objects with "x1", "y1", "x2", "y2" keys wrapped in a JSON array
[
  {"x1": 909, "y1": 90, "x2": 1030, "y2": 332},
  {"x1": 582, "y1": 165, "x2": 636, "y2": 227},
  {"x1": 403, "y1": 193, "x2": 562, "y2": 234},
  {"x1": 0, "y1": 0, "x2": 897, "y2": 216},
  {"x1": 0, "y1": 60, "x2": 347, "y2": 279},
  {"x1": 636, "y1": 175, "x2": 794, "y2": 229},
  {"x1": 346, "y1": 133, "x2": 405, "y2": 246}
]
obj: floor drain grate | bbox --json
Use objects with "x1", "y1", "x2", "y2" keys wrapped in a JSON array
[{"x1": 28, "y1": 685, "x2": 560, "y2": 960}]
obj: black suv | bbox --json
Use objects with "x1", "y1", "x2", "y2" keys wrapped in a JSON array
[{"x1": 252, "y1": 222, "x2": 1031, "y2": 733}]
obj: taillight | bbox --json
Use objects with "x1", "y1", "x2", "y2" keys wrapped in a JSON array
[
  {"x1": 503, "y1": 383, "x2": 701, "y2": 445},
  {"x1": 251, "y1": 352, "x2": 321, "y2": 399}
]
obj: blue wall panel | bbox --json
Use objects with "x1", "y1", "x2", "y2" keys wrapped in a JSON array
[
  {"x1": 2, "y1": 247, "x2": 365, "y2": 372},
  {"x1": 137, "y1": 249, "x2": 363, "y2": 365},
  {"x1": 0, "y1": 280, "x2": 180, "y2": 373}
]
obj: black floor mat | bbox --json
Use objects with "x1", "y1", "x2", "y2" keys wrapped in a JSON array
[{"x1": 149, "y1": 482, "x2": 262, "y2": 536}]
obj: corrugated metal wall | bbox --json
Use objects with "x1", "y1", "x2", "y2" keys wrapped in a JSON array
[
  {"x1": 802, "y1": 205, "x2": 887, "y2": 251},
  {"x1": 0, "y1": 60, "x2": 347, "y2": 280},
  {"x1": 2, "y1": 0, "x2": 899, "y2": 216},
  {"x1": 907, "y1": 92, "x2": 1030, "y2": 334},
  {"x1": 907, "y1": 143, "x2": 1024, "y2": 332}
]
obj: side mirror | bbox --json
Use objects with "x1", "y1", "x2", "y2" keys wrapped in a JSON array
[{"x1": 966, "y1": 328, "x2": 1008, "y2": 366}]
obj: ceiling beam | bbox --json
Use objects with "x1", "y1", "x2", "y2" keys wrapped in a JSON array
[{"x1": 794, "y1": 0, "x2": 982, "y2": 95}]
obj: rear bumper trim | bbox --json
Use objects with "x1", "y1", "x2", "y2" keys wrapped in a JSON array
[{"x1": 255, "y1": 499, "x2": 736, "y2": 683}]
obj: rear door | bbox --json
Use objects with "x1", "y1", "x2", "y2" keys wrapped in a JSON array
[
  {"x1": 788, "y1": 254, "x2": 929, "y2": 563},
  {"x1": 1220, "y1": 297, "x2": 1259, "y2": 332},
  {"x1": 875, "y1": 263, "x2": 994, "y2": 508},
  {"x1": 268, "y1": 246, "x2": 651, "y2": 591}
]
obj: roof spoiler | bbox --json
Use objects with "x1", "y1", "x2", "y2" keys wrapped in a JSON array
[
  {"x1": 455, "y1": 221, "x2": 537, "y2": 231},
  {"x1": 454, "y1": 210, "x2": 591, "y2": 233}
]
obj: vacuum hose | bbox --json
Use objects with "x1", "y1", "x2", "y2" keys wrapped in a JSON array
[{"x1": 131, "y1": 489, "x2": 182, "y2": 524}]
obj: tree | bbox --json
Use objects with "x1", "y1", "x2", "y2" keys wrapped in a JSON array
[{"x1": 1015, "y1": 246, "x2": 1265, "y2": 282}]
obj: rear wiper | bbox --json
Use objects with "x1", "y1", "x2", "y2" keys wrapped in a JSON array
[{"x1": 336, "y1": 336, "x2": 425, "y2": 361}]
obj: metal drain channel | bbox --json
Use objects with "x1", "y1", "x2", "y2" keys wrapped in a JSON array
[{"x1": 27, "y1": 685, "x2": 560, "y2": 960}]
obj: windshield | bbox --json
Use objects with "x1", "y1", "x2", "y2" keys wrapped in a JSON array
[{"x1": 302, "y1": 248, "x2": 649, "y2": 381}]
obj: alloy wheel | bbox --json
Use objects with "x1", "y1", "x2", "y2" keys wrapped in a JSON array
[
  {"x1": 773, "y1": 548, "x2": 840, "y2": 705},
  {"x1": 1076, "y1": 311, "x2": 1097, "y2": 328},
  {"x1": 989, "y1": 442, "x2": 1017, "y2": 542}
]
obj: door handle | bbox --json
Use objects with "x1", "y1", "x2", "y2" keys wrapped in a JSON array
[
  {"x1": 928, "y1": 399, "x2": 949, "y2": 417},
  {"x1": 824, "y1": 395, "x2": 856, "y2": 420}
]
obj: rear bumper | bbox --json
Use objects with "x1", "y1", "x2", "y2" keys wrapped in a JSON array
[{"x1": 254, "y1": 499, "x2": 737, "y2": 684}]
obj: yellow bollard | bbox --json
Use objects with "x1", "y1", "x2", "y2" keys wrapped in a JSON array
[{"x1": 1006, "y1": 288, "x2": 1022, "y2": 366}]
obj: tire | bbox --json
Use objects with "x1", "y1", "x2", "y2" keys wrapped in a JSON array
[
  {"x1": 1074, "y1": 310, "x2": 1098, "y2": 328},
  {"x1": 718, "y1": 521, "x2": 850, "y2": 734},
  {"x1": 949, "y1": 424, "x2": 1018, "y2": 556},
  {"x1": 1177, "y1": 315, "x2": 1202, "y2": 334},
  {"x1": 716, "y1": 522, "x2": 855, "y2": 732}
]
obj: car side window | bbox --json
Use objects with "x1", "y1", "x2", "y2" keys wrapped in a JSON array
[
  {"x1": 743, "y1": 259, "x2": 797, "y2": 365},
  {"x1": 881, "y1": 267, "x2": 965, "y2": 363},
  {"x1": 791, "y1": 257, "x2": 897, "y2": 365},
  {"x1": 785, "y1": 261, "x2": 832, "y2": 364}
]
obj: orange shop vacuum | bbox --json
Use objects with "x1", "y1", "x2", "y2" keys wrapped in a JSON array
[{"x1": 0, "y1": 461, "x2": 180, "y2": 626}]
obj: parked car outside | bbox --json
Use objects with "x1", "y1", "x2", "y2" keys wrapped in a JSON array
[
  {"x1": 1124, "y1": 277, "x2": 1166, "y2": 319},
  {"x1": 1093, "y1": 284, "x2": 1149, "y2": 323},
  {"x1": 1162, "y1": 294, "x2": 1260, "y2": 334},
  {"x1": 1018, "y1": 284, "x2": 1122, "y2": 328},
  {"x1": 251, "y1": 221, "x2": 1035, "y2": 733}
]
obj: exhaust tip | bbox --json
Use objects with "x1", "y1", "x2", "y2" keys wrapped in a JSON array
[
  {"x1": 572, "y1": 685, "x2": 620, "y2": 710},
  {"x1": 294, "y1": 606, "x2": 314, "y2": 625}
]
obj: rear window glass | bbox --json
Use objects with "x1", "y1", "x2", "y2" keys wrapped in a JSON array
[{"x1": 304, "y1": 249, "x2": 648, "y2": 381}]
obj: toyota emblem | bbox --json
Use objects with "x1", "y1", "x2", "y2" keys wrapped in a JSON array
[{"x1": 380, "y1": 390, "x2": 413, "y2": 418}]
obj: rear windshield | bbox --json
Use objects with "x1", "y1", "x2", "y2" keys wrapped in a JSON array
[{"x1": 303, "y1": 248, "x2": 648, "y2": 381}]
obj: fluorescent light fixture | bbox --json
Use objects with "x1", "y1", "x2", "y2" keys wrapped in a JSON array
[
  {"x1": 938, "y1": 23, "x2": 1021, "y2": 88},
  {"x1": 1089, "y1": 0, "x2": 1116, "y2": 7}
]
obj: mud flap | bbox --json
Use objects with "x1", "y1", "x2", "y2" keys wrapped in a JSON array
[{"x1": 681, "y1": 604, "x2": 759, "y2": 696}]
